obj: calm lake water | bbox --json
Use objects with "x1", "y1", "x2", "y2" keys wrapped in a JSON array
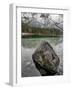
[
  {"x1": 21, "y1": 37, "x2": 63, "y2": 77},
  {"x1": 22, "y1": 37, "x2": 63, "y2": 48}
]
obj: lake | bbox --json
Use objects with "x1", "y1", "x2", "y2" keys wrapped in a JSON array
[
  {"x1": 22, "y1": 37, "x2": 63, "y2": 48},
  {"x1": 21, "y1": 37, "x2": 63, "y2": 77}
]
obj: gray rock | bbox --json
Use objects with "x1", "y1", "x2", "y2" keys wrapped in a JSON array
[{"x1": 32, "y1": 41, "x2": 61, "y2": 76}]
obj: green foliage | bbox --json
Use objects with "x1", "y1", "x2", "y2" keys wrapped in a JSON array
[{"x1": 22, "y1": 22, "x2": 63, "y2": 37}]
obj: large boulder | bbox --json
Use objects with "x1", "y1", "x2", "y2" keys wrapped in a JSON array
[{"x1": 32, "y1": 41, "x2": 60, "y2": 76}]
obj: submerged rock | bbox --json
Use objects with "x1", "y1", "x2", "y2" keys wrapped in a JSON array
[{"x1": 32, "y1": 41, "x2": 61, "y2": 76}]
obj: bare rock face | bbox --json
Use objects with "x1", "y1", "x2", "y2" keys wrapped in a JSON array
[{"x1": 32, "y1": 41, "x2": 60, "y2": 76}]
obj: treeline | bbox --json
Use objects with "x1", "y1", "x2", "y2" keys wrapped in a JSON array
[{"x1": 22, "y1": 22, "x2": 63, "y2": 37}]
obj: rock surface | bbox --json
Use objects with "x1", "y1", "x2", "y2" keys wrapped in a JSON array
[{"x1": 32, "y1": 41, "x2": 61, "y2": 76}]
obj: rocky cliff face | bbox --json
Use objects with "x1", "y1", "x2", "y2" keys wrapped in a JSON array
[{"x1": 32, "y1": 41, "x2": 62, "y2": 76}]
